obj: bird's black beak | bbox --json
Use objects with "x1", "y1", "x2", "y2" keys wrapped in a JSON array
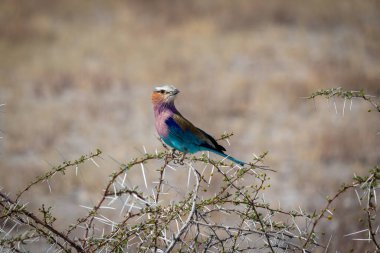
[{"x1": 171, "y1": 89, "x2": 180, "y2": 95}]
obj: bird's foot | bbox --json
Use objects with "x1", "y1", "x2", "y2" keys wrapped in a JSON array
[
  {"x1": 169, "y1": 149, "x2": 178, "y2": 159},
  {"x1": 173, "y1": 152, "x2": 186, "y2": 165}
]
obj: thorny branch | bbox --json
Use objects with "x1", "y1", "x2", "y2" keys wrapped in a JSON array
[
  {"x1": 15, "y1": 149, "x2": 102, "y2": 202},
  {"x1": 165, "y1": 164, "x2": 200, "y2": 253},
  {"x1": 307, "y1": 87, "x2": 380, "y2": 113},
  {"x1": 303, "y1": 166, "x2": 380, "y2": 249},
  {"x1": 0, "y1": 192, "x2": 85, "y2": 253},
  {"x1": 0, "y1": 143, "x2": 379, "y2": 252}
]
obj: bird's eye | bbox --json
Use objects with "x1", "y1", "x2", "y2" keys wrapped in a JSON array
[{"x1": 160, "y1": 90, "x2": 165, "y2": 94}]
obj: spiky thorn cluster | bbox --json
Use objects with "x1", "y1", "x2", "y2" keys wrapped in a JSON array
[
  {"x1": 307, "y1": 87, "x2": 380, "y2": 113},
  {"x1": 0, "y1": 136, "x2": 379, "y2": 252}
]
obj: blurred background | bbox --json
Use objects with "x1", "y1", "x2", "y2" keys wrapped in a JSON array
[{"x1": 0, "y1": 0, "x2": 379, "y2": 251}]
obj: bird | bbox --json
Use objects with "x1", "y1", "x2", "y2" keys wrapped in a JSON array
[{"x1": 151, "y1": 85, "x2": 245, "y2": 166}]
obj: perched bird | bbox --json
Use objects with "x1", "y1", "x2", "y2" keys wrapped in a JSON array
[{"x1": 151, "y1": 85, "x2": 245, "y2": 166}]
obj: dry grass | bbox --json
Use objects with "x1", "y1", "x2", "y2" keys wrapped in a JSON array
[{"x1": 0, "y1": 0, "x2": 379, "y2": 251}]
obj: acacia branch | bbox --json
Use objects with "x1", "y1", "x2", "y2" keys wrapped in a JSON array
[
  {"x1": 307, "y1": 87, "x2": 380, "y2": 112},
  {"x1": 165, "y1": 164, "x2": 200, "y2": 253},
  {"x1": 0, "y1": 192, "x2": 85, "y2": 253}
]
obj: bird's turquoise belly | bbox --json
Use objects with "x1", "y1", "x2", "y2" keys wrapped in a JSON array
[{"x1": 162, "y1": 136, "x2": 198, "y2": 154}]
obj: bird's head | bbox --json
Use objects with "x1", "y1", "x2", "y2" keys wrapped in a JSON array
[{"x1": 151, "y1": 85, "x2": 180, "y2": 104}]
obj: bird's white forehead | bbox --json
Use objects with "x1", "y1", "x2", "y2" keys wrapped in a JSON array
[{"x1": 153, "y1": 85, "x2": 178, "y2": 92}]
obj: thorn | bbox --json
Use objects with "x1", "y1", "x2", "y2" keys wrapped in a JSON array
[
  {"x1": 140, "y1": 163, "x2": 148, "y2": 190},
  {"x1": 344, "y1": 229, "x2": 368, "y2": 237},
  {"x1": 46, "y1": 180, "x2": 52, "y2": 193},
  {"x1": 374, "y1": 188, "x2": 377, "y2": 205},
  {"x1": 121, "y1": 172, "x2": 127, "y2": 187},
  {"x1": 342, "y1": 98, "x2": 346, "y2": 116},
  {"x1": 187, "y1": 165, "x2": 191, "y2": 189},
  {"x1": 99, "y1": 206, "x2": 116, "y2": 210},
  {"x1": 79, "y1": 205, "x2": 93, "y2": 210},
  {"x1": 120, "y1": 195, "x2": 131, "y2": 215},
  {"x1": 208, "y1": 166, "x2": 215, "y2": 185},
  {"x1": 90, "y1": 158, "x2": 100, "y2": 167}
]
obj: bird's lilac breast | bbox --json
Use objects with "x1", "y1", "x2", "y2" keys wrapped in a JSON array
[{"x1": 154, "y1": 110, "x2": 172, "y2": 138}]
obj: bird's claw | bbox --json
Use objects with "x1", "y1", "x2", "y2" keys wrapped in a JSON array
[
  {"x1": 174, "y1": 160, "x2": 185, "y2": 165},
  {"x1": 167, "y1": 149, "x2": 177, "y2": 159},
  {"x1": 171, "y1": 152, "x2": 186, "y2": 165},
  {"x1": 178, "y1": 153, "x2": 186, "y2": 165}
]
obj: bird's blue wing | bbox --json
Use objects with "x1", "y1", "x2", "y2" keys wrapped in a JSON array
[
  {"x1": 164, "y1": 114, "x2": 225, "y2": 153},
  {"x1": 164, "y1": 114, "x2": 245, "y2": 165},
  {"x1": 164, "y1": 117, "x2": 199, "y2": 153}
]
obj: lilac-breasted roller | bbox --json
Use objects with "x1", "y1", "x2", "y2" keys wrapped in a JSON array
[{"x1": 152, "y1": 85, "x2": 245, "y2": 166}]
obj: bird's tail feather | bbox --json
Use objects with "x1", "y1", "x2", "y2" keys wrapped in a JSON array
[{"x1": 207, "y1": 149, "x2": 245, "y2": 166}]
